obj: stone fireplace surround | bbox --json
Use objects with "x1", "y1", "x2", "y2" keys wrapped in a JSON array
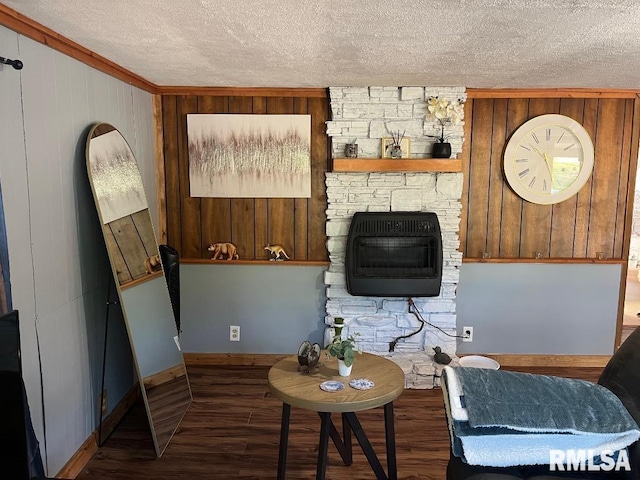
[{"x1": 324, "y1": 87, "x2": 466, "y2": 388}]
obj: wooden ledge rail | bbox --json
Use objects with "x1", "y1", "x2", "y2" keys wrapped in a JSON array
[
  {"x1": 463, "y1": 257, "x2": 625, "y2": 264},
  {"x1": 333, "y1": 158, "x2": 462, "y2": 173},
  {"x1": 181, "y1": 258, "x2": 330, "y2": 267}
]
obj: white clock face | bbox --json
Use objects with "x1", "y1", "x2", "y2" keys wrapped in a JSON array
[{"x1": 504, "y1": 115, "x2": 594, "y2": 205}]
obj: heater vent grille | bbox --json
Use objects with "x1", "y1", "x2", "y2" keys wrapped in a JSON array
[
  {"x1": 346, "y1": 212, "x2": 443, "y2": 297},
  {"x1": 353, "y1": 218, "x2": 438, "y2": 235}
]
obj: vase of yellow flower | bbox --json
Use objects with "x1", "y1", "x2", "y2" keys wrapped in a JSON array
[{"x1": 427, "y1": 96, "x2": 464, "y2": 158}]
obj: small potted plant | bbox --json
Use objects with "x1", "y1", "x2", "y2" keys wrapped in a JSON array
[
  {"x1": 426, "y1": 96, "x2": 464, "y2": 158},
  {"x1": 327, "y1": 332, "x2": 360, "y2": 376}
]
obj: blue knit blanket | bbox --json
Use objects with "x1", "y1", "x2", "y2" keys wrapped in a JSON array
[{"x1": 442, "y1": 366, "x2": 640, "y2": 467}]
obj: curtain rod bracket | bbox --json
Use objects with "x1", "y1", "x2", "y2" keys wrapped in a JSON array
[{"x1": 0, "y1": 56, "x2": 23, "y2": 70}]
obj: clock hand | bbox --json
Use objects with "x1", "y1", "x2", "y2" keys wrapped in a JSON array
[
  {"x1": 529, "y1": 144, "x2": 545, "y2": 159},
  {"x1": 543, "y1": 152, "x2": 556, "y2": 184},
  {"x1": 529, "y1": 144, "x2": 553, "y2": 178}
]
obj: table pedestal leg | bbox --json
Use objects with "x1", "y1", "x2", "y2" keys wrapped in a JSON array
[
  {"x1": 384, "y1": 402, "x2": 397, "y2": 480},
  {"x1": 344, "y1": 411, "x2": 388, "y2": 480},
  {"x1": 319, "y1": 412, "x2": 353, "y2": 466},
  {"x1": 317, "y1": 412, "x2": 332, "y2": 480},
  {"x1": 277, "y1": 403, "x2": 291, "y2": 480},
  {"x1": 342, "y1": 413, "x2": 353, "y2": 465}
]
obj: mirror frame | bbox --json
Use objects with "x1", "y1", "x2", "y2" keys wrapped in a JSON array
[{"x1": 85, "y1": 123, "x2": 191, "y2": 456}]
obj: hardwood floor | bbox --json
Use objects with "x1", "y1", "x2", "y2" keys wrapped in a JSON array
[{"x1": 76, "y1": 365, "x2": 603, "y2": 480}]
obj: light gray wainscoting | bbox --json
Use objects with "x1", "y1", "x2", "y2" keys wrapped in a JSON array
[
  {"x1": 180, "y1": 263, "x2": 327, "y2": 354},
  {"x1": 456, "y1": 262, "x2": 621, "y2": 355}
]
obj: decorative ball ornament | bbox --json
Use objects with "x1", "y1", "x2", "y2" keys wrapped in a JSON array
[{"x1": 503, "y1": 114, "x2": 594, "y2": 205}]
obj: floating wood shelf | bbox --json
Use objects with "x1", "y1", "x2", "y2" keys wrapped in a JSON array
[{"x1": 332, "y1": 158, "x2": 462, "y2": 172}]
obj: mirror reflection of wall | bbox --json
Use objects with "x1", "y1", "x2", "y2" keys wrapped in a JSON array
[{"x1": 86, "y1": 123, "x2": 191, "y2": 456}]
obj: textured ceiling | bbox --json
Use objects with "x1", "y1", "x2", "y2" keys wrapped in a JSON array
[{"x1": 4, "y1": 0, "x2": 640, "y2": 89}]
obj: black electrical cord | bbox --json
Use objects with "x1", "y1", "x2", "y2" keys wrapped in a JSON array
[{"x1": 388, "y1": 297, "x2": 468, "y2": 352}]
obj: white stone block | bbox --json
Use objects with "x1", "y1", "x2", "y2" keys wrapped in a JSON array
[
  {"x1": 342, "y1": 304, "x2": 379, "y2": 315},
  {"x1": 424, "y1": 329, "x2": 456, "y2": 355},
  {"x1": 325, "y1": 219, "x2": 350, "y2": 236},
  {"x1": 326, "y1": 120, "x2": 352, "y2": 129},
  {"x1": 346, "y1": 139, "x2": 379, "y2": 158},
  {"x1": 353, "y1": 315, "x2": 396, "y2": 327},
  {"x1": 324, "y1": 270, "x2": 346, "y2": 285},
  {"x1": 344, "y1": 128, "x2": 369, "y2": 137},
  {"x1": 413, "y1": 104, "x2": 429, "y2": 116},
  {"x1": 414, "y1": 362, "x2": 437, "y2": 376},
  {"x1": 342, "y1": 87, "x2": 370, "y2": 96},
  {"x1": 442, "y1": 270, "x2": 460, "y2": 283},
  {"x1": 327, "y1": 237, "x2": 346, "y2": 254},
  {"x1": 385, "y1": 356, "x2": 415, "y2": 374},
  {"x1": 391, "y1": 189, "x2": 422, "y2": 211},
  {"x1": 358, "y1": 343, "x2": 393, "y2": 354},
  {"x1": 327, "y1": 263, "x2": 345, "y2": 274},
  {"x1": 326, "y1": 189, "x2": 348, "y2": 203},
  {"x1": 397, "y1": 104, "x2": 414, "y2": 117},
  {"x1": 376, "y1": 91, "x2": 401, "y2": 99},
  {"x1": 367, "y1": 205, "x2": 391, "y2": 212},
  {"x1": 368, "y1": 174, "x2": 404, "y2": 187},
  {"x1": 397, "y1": 314, "x2": 423, "y2": 328},
  {"x1": 343, "y1": 104, "x2": 372, "y2": 119},
  {"x1": 405, "y1": 173, "x2": 436, "y2": 187},
  {"x1": 428, "y1": 313, "x2": 457, "y2": 328},
  {"x1": 400, "y1": 87, "x2": 424, "y2": 101},
  {"x1": 412, "y1": 300, "x2": 455, "y2": 313},
  {"x1": 369, "y1": 119, "x2": 423, "y2": 139},
  {"x1": 332, "y1": 173, "x2": 369, "y2": 184},
  {"x1": 326, "y1": 287, "x2": 352, "y2": 298},
  {"x1": 382, "y1": 299, "x2": 411, "y2": 313},
  {"x1": 437, "y1": 173, "x2": 464, "y2": 199}
]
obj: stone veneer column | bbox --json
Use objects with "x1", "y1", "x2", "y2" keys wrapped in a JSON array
[{"x1": 324, "y1": 87, "x2": 466, "y2": 389}]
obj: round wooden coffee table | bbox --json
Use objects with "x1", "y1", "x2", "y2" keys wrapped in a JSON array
[{"x1": 268, "y1": 352, "x2": 404, "y2": 480}]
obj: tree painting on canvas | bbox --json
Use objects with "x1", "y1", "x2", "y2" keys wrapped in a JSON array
[
  {"x1": 88, "y1": 130, "x2": 148, "y2": 224},
  {"x1": 187, "y1": 114, "x2": 311, "y2": 198}
]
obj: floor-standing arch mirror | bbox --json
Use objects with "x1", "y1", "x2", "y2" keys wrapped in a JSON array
[{"x1": 86, "y1": 123, "x2": 191, "y2": 456}]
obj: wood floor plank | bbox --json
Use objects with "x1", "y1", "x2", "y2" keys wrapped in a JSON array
[{"x1": 76, "y1": 365, "x2": 602, "y2": 480}]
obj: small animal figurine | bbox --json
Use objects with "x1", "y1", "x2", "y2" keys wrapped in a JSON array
[
  {"x1": 297, "y1": 341, "x2": 321, "y2": 373},
  {"x1": 208, "y1": 242, "x2": 239, "y2": 260},
  {"x1": 433, "y1": 346, "x2": 452, "y2": 365},
  {"x1": 264, "y1": 244, "x2": 290, "y2": 261},
  {"x1": 144, "y1": 254, "x2": 162, "y2": 274}
]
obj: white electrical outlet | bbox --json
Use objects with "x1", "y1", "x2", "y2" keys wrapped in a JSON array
[
  {"x1": 230, "y1": 325, "x2": 240, "y2": 341},
  {"x1": 462, "y1": 326, "x2": 474, "y2": 342}
]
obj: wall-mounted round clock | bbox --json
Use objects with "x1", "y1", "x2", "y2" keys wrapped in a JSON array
[{"x1": 503, "y1": 114, "x2": 594, "y2": 205}]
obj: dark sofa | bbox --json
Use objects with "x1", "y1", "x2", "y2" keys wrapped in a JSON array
[{"x1": 447, "y1": 327, "x2": 640, "y2": 480}]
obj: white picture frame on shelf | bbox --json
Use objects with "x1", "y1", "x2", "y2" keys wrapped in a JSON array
[{"x1": 381, "y1": 137, "x2": 411, "y2": 158}]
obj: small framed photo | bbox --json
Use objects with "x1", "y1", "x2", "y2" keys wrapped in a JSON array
[{"x1": 381, "y1": 137, "x2": 411, "y2": 158}]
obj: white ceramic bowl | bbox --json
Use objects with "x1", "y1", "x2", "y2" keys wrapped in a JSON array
[{"x1": 459, "y1": 355, "x2": 500, "y2": 370}]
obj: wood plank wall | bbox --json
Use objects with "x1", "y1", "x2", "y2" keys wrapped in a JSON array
[
  {"x1": 460, "y1": 96, "x2": 640, "y2": 260},
  {"x1": 160, "y1": 94, "x2": 330, "y2": 262}
]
